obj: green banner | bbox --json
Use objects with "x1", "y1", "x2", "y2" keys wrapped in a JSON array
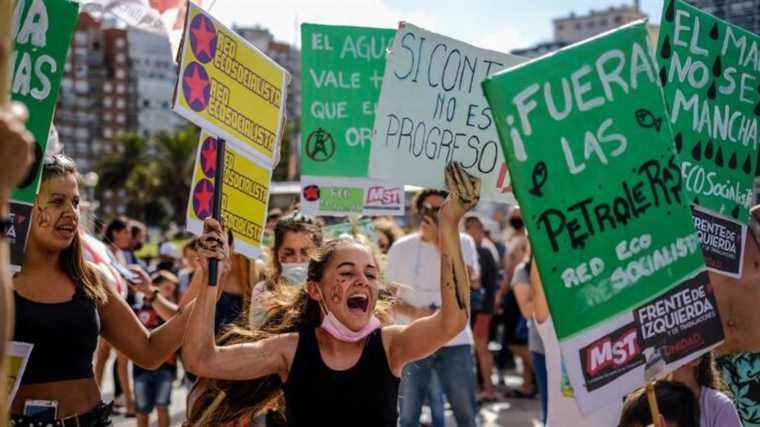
[
  {"x1": 10, "y1": 0, "x2": 79, "y2": 203},
  {"x1": 300, "y1": 24, "x2": 395, "y2": 177},
  {"x1": 657, "y1": 0, "x2": 759, "y2": 223},
  {"x1": 482, "y1": 22, "x2": 705, "y2": 340}
]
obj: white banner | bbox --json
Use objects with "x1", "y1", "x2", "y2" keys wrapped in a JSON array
[{"x1": 369, "y1": 23, "x2": 523, "y2": 203}]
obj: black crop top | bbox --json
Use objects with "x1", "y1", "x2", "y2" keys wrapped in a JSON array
[
  {"x1": 13, "y1": 287, "x2": 101, "y2": 385},
  {"x1": 283, "y1": 327, "x2": 400, "y2": 426}
]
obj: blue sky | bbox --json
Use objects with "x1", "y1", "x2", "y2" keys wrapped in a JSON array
[{"x1": 209, "y1": 0, "x2": 666, "y2": 51}]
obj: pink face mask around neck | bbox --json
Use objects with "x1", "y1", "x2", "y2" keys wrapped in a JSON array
[{"x1": 316, "y1": 288, "x2": 381, "y2": 342}]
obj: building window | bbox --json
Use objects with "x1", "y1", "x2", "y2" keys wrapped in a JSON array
[
  {"x1": 575, "y1": 22, "x2": 581, "y2": 30},
  {"x1": 116, "y1": 38, "x2": 126, "y2": 48},
  {"x1": 104, "y1": 82, "x2": 112, "y2": 93},
  {"x1": 587, "y1": 20, "x2": 594, "y2": 28},
  {"x1": 116, "y1": 114, "x2": 126, "y2": 124},
  {"x1": 75, "y1": 81, "x2": 88, "y2": 93},
  {"x1": 104, "y1": 128, "x2": 113, "y2": 138},
  {"x1": 116, "y1": 98, "x2": 126, "y2": 108},
  {"x1": 116, "y1": 69, "x2": 126, "y2": 79},
  {"x1": 116, "y1": 83, "x2": 125, "y2": 94},
  {"x1": 104, "y1": 97, "x2": 113, "y2": 108},
  {"x1": 143, "y1": 99, "x2": 150, "y2": 108},
  {"x1": 116, "y1": 53, "x2": 126, "y2": 63},
  {"x1": 74, "y1": 32, "x2": 88, "y2": 44},
  {"x1": 615, "y1": 15, "x2": 623, "y2": 23},
  {"x1": 104, "y1": 113, "x2": 113, "y2": 122}
]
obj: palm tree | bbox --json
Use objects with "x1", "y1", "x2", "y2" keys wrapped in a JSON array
[
  {"x1": 96, "y1": 133, "x2": 149, "y2": 190},
  {"x1": 96, "y1": 126, "x2": 200, "y2": 226},
  {"x1": 153, "y1": 125, "x2": 200, "y2": 225}
]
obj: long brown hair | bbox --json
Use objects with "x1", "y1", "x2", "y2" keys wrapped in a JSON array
[
  {"x1": 186, "y1": 237, "x2": 393, "y2": 425},
  {"x1": 41, "y1": 155, "x2": 106, "y2": 303},
  {"x1": 694, "y1": 352, "x2": 723, "y2": 391}
]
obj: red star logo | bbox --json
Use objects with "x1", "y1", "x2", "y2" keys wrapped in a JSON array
[
  {"x1": 303, "y1": 185, "x2": 320, "y2": 202},
  {"x1": 193, "y1": 179, "x2": 215, "y2": 219},
  {"x1": 190, "y1": 15, "x2": 216, "y2": 63},
  {"x1": 183, "y1": 63, "x2": 209, "y2": 111},
  {"x1": 200, "y1": 138, "x2": 217, "y2": 178}
]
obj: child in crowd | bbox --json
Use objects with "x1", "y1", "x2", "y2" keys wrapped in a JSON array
[{"x1": 133, "y1": 270, "x2": 181, "y2": 427}]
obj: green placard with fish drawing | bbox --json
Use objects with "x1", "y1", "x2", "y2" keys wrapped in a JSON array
[
  {"x1": 483, "y1": 21, "x2": 722, "y2": 415},
  {"x1": 657, "y1": 0, "x2": 759, "y2": 224},
  {"x1": 483, "y1": 21, "x2": 705, "y2": 340}
]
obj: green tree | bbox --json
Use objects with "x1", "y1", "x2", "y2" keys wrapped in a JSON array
[
  {"x1": 95, "y1": 125, "x2": 200, "y2": 227},
  {"x1": 153, "y1": 125, "x2": 200, "y2": 225}
]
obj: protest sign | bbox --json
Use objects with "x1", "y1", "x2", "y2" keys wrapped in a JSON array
[
  {"x1": 693, "y1": 206, "x2": 747, "y2": 277},
  {"x1": 322, "y1": 218, "x2": 377, "y2": 241},
  {"x1": 173, "y1": 2, "x2": 289, "y2": 167},
  {"x1": 5, "y1": 342, "x2": 33, "y2": 404},
  {"x1": 300, "y1": 176, "x2": 404, "y2": 216},
  {"x1": 483, "y1": 22, "x2": 723, "y2": 413},
  {"x1": 299, "y1": 24, "x2": 403, "y2": 215},
  {"x1": 8, "y1": 0, "x2": 79, "y2": 271},
  {"x1": 657, "y1": 0, "x2": 758, "y2": 278},
  {"x1": 186, "y1": 131, "x2": 271, "y2": 258},
  {"x1": 301, "y1": 23, "x2": 394, "y2": 177},
  {"x1": 368, "y1": 23, "x2": 523, "y2": 202}
]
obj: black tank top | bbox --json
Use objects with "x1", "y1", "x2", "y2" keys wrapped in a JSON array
[
  {"x1": 13, "y1": 287, "x2": 101, "y2": 385},
  {"x1": 283, "y1": 327, "x2": 400, "y2": 426}
]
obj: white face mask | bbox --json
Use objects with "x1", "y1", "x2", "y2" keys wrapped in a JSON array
[{"x1": 281, "y1": 262, "x2": 308, "y2": 285}]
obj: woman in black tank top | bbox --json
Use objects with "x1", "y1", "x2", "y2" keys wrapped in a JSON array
[
  {"x1": 10, "y1": 155, "x2": 218, "y2": 426},
  {"x1": 183, "y1": 162, "x2": 481, "y2": 426}
]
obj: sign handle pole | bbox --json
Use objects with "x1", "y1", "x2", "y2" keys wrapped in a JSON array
[
  {"x1": 208, "y1": 138, "x2": 226, "y2": 287},
  {"x1": 646, "y1": 382, "x2": 663, "y2": 427},
  {"x1": 0, "y1": 0, "x2": 11, "y2": 103}
]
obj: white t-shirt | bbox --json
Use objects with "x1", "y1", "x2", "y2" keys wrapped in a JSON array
[
  {"x1": 384, "y1": 232, "x2": 479, "y2": 347},
  {"x1": 700, "y1": 387, "x2": 742, "y2": 427},
  {"x1": 536, "y1": 316, "x2": 623, "y2": 426}
]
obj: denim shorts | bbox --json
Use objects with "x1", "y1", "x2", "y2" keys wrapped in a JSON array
[{"x1": 133, "y1": 366, "x2": 175, "y2": 413}]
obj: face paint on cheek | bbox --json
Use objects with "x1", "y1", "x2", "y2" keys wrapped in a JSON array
[
  {"x1": 330, "y1": 283, "x2": 342, "y2": 305},
  {"x1": 35, "y1": 205, "x2": 54, "y2": 228}
]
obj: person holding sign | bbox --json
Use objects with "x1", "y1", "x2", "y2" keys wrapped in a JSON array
[
  {"x1": 9, "y1": 155, "x2": 217, "y2": 426},
  {"x1": 183, "y1": 162, "x2": 480, "y2": 426}
]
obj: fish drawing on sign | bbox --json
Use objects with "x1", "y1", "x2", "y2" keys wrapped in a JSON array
[{"x1": 635, "y1": 109, "x2": 662, "y2": 132}]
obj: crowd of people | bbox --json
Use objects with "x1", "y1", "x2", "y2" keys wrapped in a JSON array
[{"x1": 1, "y1": 101, "x2": 759, "y2": 427}]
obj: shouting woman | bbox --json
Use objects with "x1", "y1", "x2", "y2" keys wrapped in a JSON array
[{"x1": 183, "y1": 162, "x2": 480, "y2": 426}]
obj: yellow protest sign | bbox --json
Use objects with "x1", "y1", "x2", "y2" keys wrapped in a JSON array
[
  {"x1": 186, "y1": 132, "x2": 271, "y2": 258},
  {"x1": 173, "y1": 2, "x2": 289, "y2": 166}
]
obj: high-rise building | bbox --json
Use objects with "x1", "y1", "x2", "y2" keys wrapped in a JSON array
[
  {"x1": 234, "y1": 25, "x2": 301, "y2": 180},
  {"x1": 686, "y1": 0, "x2": 760, "y2": 34},
  {"x1": 56, "y1": 12, "x2": 185, "y2": 216},
  {"x1": 511, "y1": 2, "x2": 652, "y2": 58},
  {"x1": 553, "y1": 4, "x2": 647, "y2": 45}
]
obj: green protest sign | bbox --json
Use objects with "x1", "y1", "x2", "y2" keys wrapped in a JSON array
[
  {"x1": 657, "y1": 0, "x2": 759, "y2": 278},
  {"x1": 323, "y1": 218, "x2": 377, "y2": 241},
  {"x1": 483, "y1": 22, "x2": 722, "y2": 413},
  {"x1": 8, "y1": 0, "x2": 79, "y2": 272},
  {"x1": 300, "y1": 24, "x2": 394, "y2": 177},
  {"x1": 10, "y1": 0, "x2": 79, "y2": 203}
]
